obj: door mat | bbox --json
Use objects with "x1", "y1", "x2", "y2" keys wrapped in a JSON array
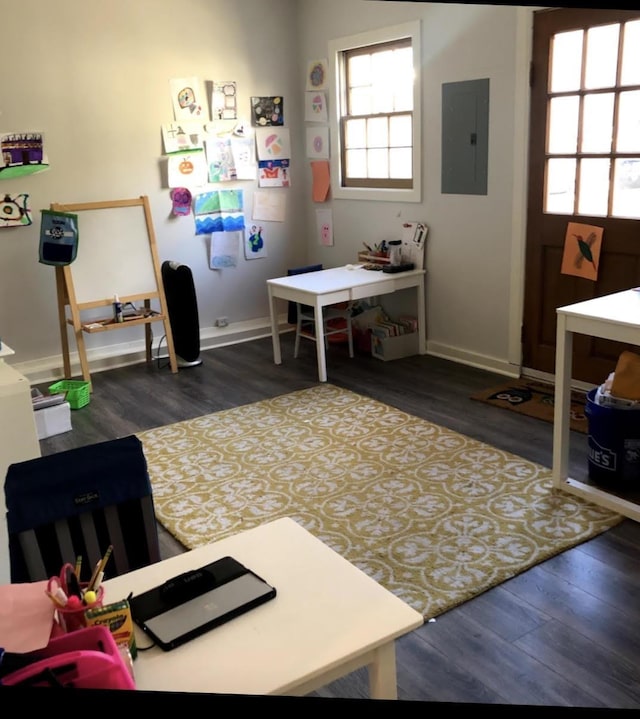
[{"x1": 471, "y1": 378, "x2": 588, "y2": 434}]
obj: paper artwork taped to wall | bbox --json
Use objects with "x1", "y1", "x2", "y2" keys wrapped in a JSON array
[
  {"x1": 170, "y1": 77, "x2": 206, "y2": 120},
  {"x1": 316, "y1": 209, "x2": 333, "y2": 247},
  {"x1": 230, "y1": 135, "x2": 257, "y2": 180},
  {"x1": 244, "y1": 224, "x2": 267, "y2": 259},
  {"x1": 306, "y1": 127, "x2": 329, "y2": 159},
  {"x1": 250, "y1": 96, "x2": 283, "y2": 126},
  {"x1": 162, "y1": 122, "x2": 205, "y2": 154},
  {"x1": 0, "y1": 193, "x2": 32, "y2": 227},
  {"x1": 167, "y1": 151, "x2": 208, "y2": 188},
  {"x1": 0, "y1": 133, "x2": 49, "y2": 178},
  {"x1": 561, "y1": 221, "x2": 604, "y2": 281},
  {"x1": 306, "y1": 59, "x2": 329, "y2": 91},
  {"x1": 212, "y1": 81, "x2": 238, "y2": 120},
  {"x1": 255, "y1": 127, "x2": 291, "y2": 161},
  {"x1": 252, "y1": 190, "x2": 286, "y2": 223},
  {"x1": 206, "y1": 136, "x2": 237, "y2": 183},
  {"x1": 258, "y1": 159, "x2": 290, "y2": 188},
  {"x1": 170, "y1": 187, "x2": 192, "y2": 216},
  {"x1": 209, "y1": 231, "x2": 240, "y2": 269},
  {"x1": 194, "y1": 189, "x2": 245, "y2": 235},
  {"x1": 304, "y1": 91, "x2": 328, "y2": 123}
]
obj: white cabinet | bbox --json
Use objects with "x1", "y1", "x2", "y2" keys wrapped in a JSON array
[{"x1": 0, "y1": 348, "x2": 41, "y2": 583}]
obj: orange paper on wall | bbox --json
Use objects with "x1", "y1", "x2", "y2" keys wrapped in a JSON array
[
  {"x1": 311, "y1": 160, "x2": 330, "y2": 202},
  {"x1": 561, "y1": 222, "x2": 604, "y2": 281}
]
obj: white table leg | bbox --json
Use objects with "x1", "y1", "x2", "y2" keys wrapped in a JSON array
[
  {"x1": 552, "y1": 314, "x2": 572, "y2": 487},
  {"x1": 268, "y1": 285, "x2": 282, "y2": 366},
  {"x1": 417, "y1": 275, "x2": 426, "y2": 354},
  {"x1": 368, "y1": 642, "x2": 398, "y2": 700},
  {"x1": 314, "y1": 298, "x2": 328, "y2": 382}
]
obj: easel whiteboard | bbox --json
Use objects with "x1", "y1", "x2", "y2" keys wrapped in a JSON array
[{"x1": 68, "y1": 202, "x2": 158, "y2": 304}]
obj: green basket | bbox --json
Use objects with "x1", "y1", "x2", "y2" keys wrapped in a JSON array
[{"x1": 48, "y1": 380, "x2": 91, "y2": 410}]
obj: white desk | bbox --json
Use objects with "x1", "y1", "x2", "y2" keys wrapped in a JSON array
[
  {"x1": 553, "y1": 288, "x2": 640, "y2": 521},
  {"x1": 267, "y1": 265, "x2": 426, "y2": 382},
  {"x1": 103, "y1": 517, "x2": 423, "y2": 698}
]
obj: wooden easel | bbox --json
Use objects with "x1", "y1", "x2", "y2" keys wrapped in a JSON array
[{"x1": 52, "y1": 196, "x2": 178, "y2": 385}]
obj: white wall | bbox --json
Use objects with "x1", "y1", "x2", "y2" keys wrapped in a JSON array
[
  {"x1": 2, "y1": 0, "x2": 533, "y2": 383},
  {"x1": 296, "y1": 1, "x2": 533, "y2": 376}
]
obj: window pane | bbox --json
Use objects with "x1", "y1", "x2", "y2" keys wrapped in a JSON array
[
  {"x1": 348, "y1": 55, "x2": 371, "y2": 87},
  {"x1": 349, "y1": 87, "x2": 372, "y2": 116},
  {"x1": 550, "y1": 30, "x2": 583, "y2": 92},
  {"x1": 578, "y1": 158, "x2": 611, "y2": 216},
  {"x1": 584, "y1": 23, "x2": 620, "y2": 90},
  {"x1": 582, "y1": 93, "x2": 614, "y2": 153},
  {"x1": 616, "y1": 90, "x2": 640, "y2": 152},
  {"x1": 548, "y1": 96, "x2": 579, "y2": 154},
  {"x1": 612, "y1": 158, "x2": 640, "y2": 218},
  {"x1": 346, "y1": 149, "x2": 367, "y2": 177},
  {"x1": 368, "y1": 148, "x2": 388, "y2": 178},
  {"x1": 367, "y1": 117, "x2": 388, "y2": 148},
  {"x1": 545, "y1": 158, "x2": 576, "y2": 213},
  {"x1": 345, "y1": 119, "x2": 366, "y2": 149},
  {"x1": 389, "y1": 114, "x2": 412, "y2": 147},
  {"x1": 621, "y1": 20, "x2": 640, "y2": 86},
  {"x1": 389, "y1": 148, "x2": 412, "y2": 179}
]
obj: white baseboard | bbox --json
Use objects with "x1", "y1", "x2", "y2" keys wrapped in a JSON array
[
  {"x1": 425, "y1": 340, "x2": 520, "y2": 378},
  {"x1": 14, "y1": 315, "x2": 291, "y2": 386}
]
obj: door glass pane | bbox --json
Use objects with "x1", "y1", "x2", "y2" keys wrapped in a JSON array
[
  {"x1": 550, "y1": 30, "x2": 583, "y2": 92},
  {"x1": 345, "y1": 119, "x2": 366, "y2": 148},
  {"x1": 621, "y1": 20, "x2": 640, "y2": 86},
  {"x1": 548, "y1": 96, "x2": 579, "y2": 153},
  {"x1": 584, "y1": 23, "x2": 620, "y2": 90},
  {"x1": 616, "y1": 90, "x2": 640, "y2": 152},
  {"x1": 612, "y1": 158, "x2": 640, "y2": 218},
  {"x1": 545, "y1": 158, "x2": 576, "y2": 214},
  {"x1": 367, "y1": 117, "x2": 388, "y2": 148},
  {"x1": 582, "y1": 93, "x2": 614, "y2": 153},
  {"x1": 389, "y1": 148, "x2": 412, "y2": 179},
  {"x1": 578, "y1": 158, "x2": 611, "y2": 216},
  {"x1": 367, "y1": 149, "x2": 389, "y2": 178},
  {"x1": 346, "y1": 149, "x2": 367, "y2": 177},
  {"x1": 389, "y1": 114, "x2": 412, "y2": 147}
]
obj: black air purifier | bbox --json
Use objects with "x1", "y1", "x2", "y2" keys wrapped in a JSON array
[{"x1": 161, "y1": 260, "x2": 202, "y2": 367}]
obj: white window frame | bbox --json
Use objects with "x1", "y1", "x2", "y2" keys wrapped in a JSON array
[{"x1": 328, "y1": 20, "x2": 422, "y2": 203}]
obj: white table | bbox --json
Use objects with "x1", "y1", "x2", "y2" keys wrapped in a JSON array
[
  {"x1": 103, "y1": 517, "x2": 423, "y2": 698},
  {"x1": 553, "y1": 288, "x2": 640, "y2": 521},
  {"x1": 267, "y1": 265, "x2": 426, "y2": 382}
]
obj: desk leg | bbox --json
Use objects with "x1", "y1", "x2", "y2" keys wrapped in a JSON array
[
  {"x1": 417, "y1": 275, "x2": 426, "y2": 354},
  {"x1": 314, "y1": 299, "x2": 328, "y2": 382},
  {"x1": 268, "y1": 285, "x2": 282, "y2": 366},
  {"x1": 368, "y1": 642, "x2": 398, "y2": 700},
  {"x1": 552, "y1": 314, "x2": 572, "y2": 487}
]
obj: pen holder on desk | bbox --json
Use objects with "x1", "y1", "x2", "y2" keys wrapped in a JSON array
[{"x1": 56, "y1": 584, "x2": 104, "y2": 633}]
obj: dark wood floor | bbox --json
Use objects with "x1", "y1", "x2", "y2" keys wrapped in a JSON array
[{"x1": 38, "y1": 334, "x2": 640, "y2": 709}]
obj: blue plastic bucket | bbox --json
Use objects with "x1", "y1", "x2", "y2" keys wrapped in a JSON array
[{"x1": 585, "y1": 387, "x2": 640, "y2": 487}]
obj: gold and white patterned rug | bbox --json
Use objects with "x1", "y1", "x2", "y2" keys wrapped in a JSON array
[{"x1": 137, "y1": 384, "x2": 621, "y2": 619}]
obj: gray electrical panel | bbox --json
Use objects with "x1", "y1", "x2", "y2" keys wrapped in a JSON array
[{"x1": 441, "y1": 78, "x2": 489, "y2": 195}]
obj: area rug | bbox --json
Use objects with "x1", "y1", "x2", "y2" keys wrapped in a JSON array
[
  {"x1": 137, "y1": 384, "x2": 619, "y2": 619},
  {"x1": 471, "y1": 378, "x2": 589, "y2": 434}
]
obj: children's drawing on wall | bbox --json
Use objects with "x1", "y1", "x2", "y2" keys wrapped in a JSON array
[
  {"x1": 194, "y1": 189, "x2": 245, "y2": 235},
  {"x1": 167, "y1": 150, "x2": 208, "y2": 188},
  {"x1": 252, "y1": 190, "x2": 286, "y2": 223},
  {"x1": 255, "y1": 127, "x2": 291, "y2": 161},
  {"x1": 170, "y1": 187, "x2": 192, "y2": 216},
  {"x1": 162, "y1": 122, "x2": 205, "y2": 154},
  {"x1": 230, "y1": 134, "x2": 257, "y2": 180},
  {"x1": 212, "y1": 81, "x2": 238, "y2": 120},
  {"x1": 0, "y1": 132, "x2": 49, "y2": 178},
  {"x1": 250, "y1": 96, "x2": 283, "y2": 126},
  {"x1": 310, "y1": 160, "x2": 330, "y2": 202},
  {"x1": 206, "y1": 136, "x2": 237, "y2": 182},
  {"x1": 316, "y1": 209, "x2": 333, "y2": 247},
  {"x1": 306, "y1": 59, "x2": 329, "y2": 91},
  {"x1": 0, "y1": 193, "x2": 32, "y2": 227},
  {"x1": 209, "y1": 232, "x2": 240, "y2": 269},
  {"x1": 306, "y1": 127, "x2": 329, "y2": 159},
  {"x1": 170, "y1": 77, "x2": 205, "y2": 120},
  {"x1": 561, "y1": 221, "x2": 604, "y2": 281},
  {"x1": 258, "y1": 159, "x2": 290, "y2": 188},
  {"x1": 304, "y1": 92, "x2": 328, "y2": 123},
  {"x1": 244, "y1": 224, "x2": 267, "y2": 259}
]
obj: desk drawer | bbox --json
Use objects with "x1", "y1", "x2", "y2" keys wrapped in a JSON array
[{"x1": 351, "y1": 283, "x2": 395, "y2": 301}]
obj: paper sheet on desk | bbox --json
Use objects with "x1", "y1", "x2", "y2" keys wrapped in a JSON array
[{"x1": 0, "y1": 580, "x2": 55, "y2": 653}]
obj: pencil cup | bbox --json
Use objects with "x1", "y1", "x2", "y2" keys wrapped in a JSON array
[{"x1": 56, "y1": 584, "x2": 104, "y2": 633}]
